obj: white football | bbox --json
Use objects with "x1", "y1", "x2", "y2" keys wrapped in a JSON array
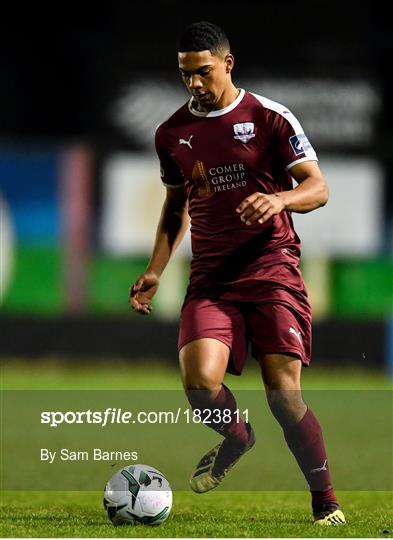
[{"x1": 103, "y1": 464, "x2": 172, "y2": 526}]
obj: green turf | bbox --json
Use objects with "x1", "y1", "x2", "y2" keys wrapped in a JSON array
[
  {"x1": 1, "y1": 360, "x2": 392, "y2": 537},
  {"x1": 1, "y1": 358, "x2": 392, "y2": 390},
  {"x1": 1, "y1": 490, "x2": 392, "y2": 537}
]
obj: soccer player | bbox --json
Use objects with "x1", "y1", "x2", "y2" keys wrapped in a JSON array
[{"x1": 129, "y1": 21, "x2": 345, "y2": 526}]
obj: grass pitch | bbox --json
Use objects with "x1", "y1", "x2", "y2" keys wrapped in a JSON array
[
  {"x1": 2, "y1": 357, "x2": 392, "y2": 390},
  {"x1": 1, "y1": 490, "x2": 392, "y2": 537},
  {"x1": 1, "y1": 358, "x2": 392, "y2": 537}
]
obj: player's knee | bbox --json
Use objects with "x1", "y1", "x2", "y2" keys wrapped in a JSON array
[
  {"x1": 266, "y1": 388, "x2": 293, "y2": 410},
  {"x1": 266, "y1": 388, "x2": 305, "y2": 426},
  {"x1": 184, "y1": 376, "x2": 221, "y2": 407},
  {"x1": 183, "y1": 373, "x2": 220, "y2": 393},
  {"x1": 180, "y1": 355, "x2": 224, "y2": 394}
]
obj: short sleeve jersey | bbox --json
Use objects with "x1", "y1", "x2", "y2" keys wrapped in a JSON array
[{"x1": 155, "y1": 89, "x2": 317, "y2": 290}]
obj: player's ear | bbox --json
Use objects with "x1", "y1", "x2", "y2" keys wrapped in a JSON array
[{"x1": 224, "y1": 54, "x2": 234, "y2": 74}]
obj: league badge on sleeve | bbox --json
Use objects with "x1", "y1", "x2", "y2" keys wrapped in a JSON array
[
  {"x1": 289, "y1": 134, "x2": 313, "y2": 155},
  {"x1": 233, "y1": 122, "x2": 256, "y2": 143}
]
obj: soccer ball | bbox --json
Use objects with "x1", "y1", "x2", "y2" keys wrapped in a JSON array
[{"x1": 103, "y1": 464, "x2": 172, "y2": 526}]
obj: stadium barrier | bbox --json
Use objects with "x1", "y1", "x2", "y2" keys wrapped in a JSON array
[{"x1": 0, "y1": 315, "x2": 386, "y2": 368}]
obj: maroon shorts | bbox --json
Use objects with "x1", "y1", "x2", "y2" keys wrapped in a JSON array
[{"x1": 178, "y1": 266, "x2": 312, "y2": 375}]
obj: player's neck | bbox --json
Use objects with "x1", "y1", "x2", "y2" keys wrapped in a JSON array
[
  {"x1": 215, "y1": 85, "x2": 240, "y2": 110},
  {"x1": 198, "y1": 84, "x2": 240, "y2": 112}
]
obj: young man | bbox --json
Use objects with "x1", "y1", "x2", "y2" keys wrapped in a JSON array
[{"x1": 129, "y1": 21, "x2": 345, "y2": 526}]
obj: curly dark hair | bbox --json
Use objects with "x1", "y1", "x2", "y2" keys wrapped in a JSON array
[{"x1": 178, "y1": 21, "x2": 230, "y2": 56}]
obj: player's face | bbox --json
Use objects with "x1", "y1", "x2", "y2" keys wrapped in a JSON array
[{"x1": 178, "y1": 50, "x2": 233, "y2": 111}]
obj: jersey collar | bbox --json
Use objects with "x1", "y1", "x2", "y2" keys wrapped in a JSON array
[{"x1": 188, "y1": 88, "x2": 245, "y2": 117}]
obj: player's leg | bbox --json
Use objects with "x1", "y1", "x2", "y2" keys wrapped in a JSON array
[
  {"x1": 178, "y1": 297, "x2": 255, "y2": 493},
  {"x1": 178, "y1": 297, "x2": 251, "y2": 447},
  {"x1": 260, "y1": 353, "x2": 345, "y2": 525},
  {"x1": 180, "y1": 337, "x2": 249, "y2": 443},
  {"x1": 247, "y1": 295, "x2": 345, "y2": 525}
]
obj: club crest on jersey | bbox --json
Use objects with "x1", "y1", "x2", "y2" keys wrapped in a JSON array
[
  {"x1": 289, "y1": 134, "x2": 312, "y2": 155},
  {"x1": 233, "y1": 122, "x2": 256, "y2": 143}
]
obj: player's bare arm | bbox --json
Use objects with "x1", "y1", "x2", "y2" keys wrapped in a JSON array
[
  {"x1": 236, "y1": 161, "x2": 328, "y2": 225},
  {"x1": 129, "y1": 185, "x2": 188, "y2": 315}
]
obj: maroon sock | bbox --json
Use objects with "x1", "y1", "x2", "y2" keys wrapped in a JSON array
[
  {"x1": 186, "y1": 384, "x2": 249, "y2": 446},
  {"x1": 283, "y1": 408, "x2": 338, "y2": 509}
]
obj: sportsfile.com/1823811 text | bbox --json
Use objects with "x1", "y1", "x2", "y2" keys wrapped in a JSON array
[{"x1": 40, "y1": 408, "x2": 250, "y2": 428}]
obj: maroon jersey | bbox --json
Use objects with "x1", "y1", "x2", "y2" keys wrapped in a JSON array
[{"x1": 155, "y1": 89, "x2": 317, "y2": 295}]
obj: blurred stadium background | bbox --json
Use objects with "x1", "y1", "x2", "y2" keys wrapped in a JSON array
[{"x1": 0, "y1": 1, "x2": 392, "y2": 378}]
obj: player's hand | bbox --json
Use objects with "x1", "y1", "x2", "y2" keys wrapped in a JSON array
[
  {"x1": 236, "y1": 192, "x2": 285, "y2": 225},
  {"x1": 129, "y1": 271, "x2": 160, "y2": 315}
]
